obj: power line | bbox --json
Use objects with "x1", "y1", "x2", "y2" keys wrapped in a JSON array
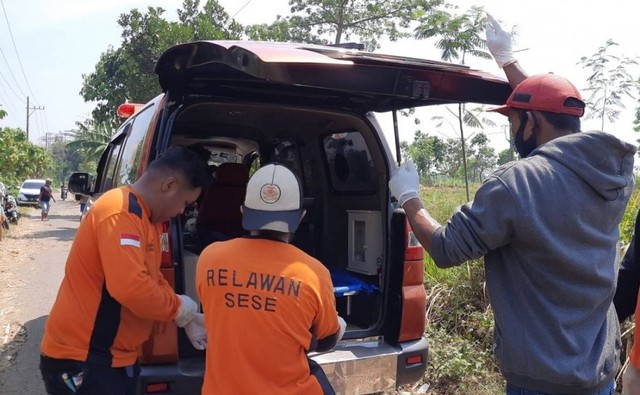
[
  {"x1": 232, "y1": 0, "x2": 253, "y2": 19},
  {"x1": 34, "y1": 107, "x2": 41, "y2": 139},
  {"x1": 0, "y1": 77, "x2": 21, "y2": 117},
  {"x1": 43, "y1": 109, "x2": 50, "y2": 132},
  {"x1": 38, "y1": 109, "x2": 47, "y2": 136},
  {"x1": 0, "y1": 0, "x2": 39, "y2": 105},
  {"x1": 0, "y1": 67, "x2": 24, "y2": 103},
  {"x1": 0, "y1": 46, "x2": 25, "y2": 98},
  {"x1": 0, "y1": 83, "x2": 18, "y2": 115}
]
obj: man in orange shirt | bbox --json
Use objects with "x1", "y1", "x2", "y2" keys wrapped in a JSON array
[
  {"x1": 40, "y1": 147, "x2": 211, "y2": 395},
  {"x1": 196, "y1": 163, "x2": 346, "y2": 394}
]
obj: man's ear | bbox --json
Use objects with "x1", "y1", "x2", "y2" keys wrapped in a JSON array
[
  {"x1": 524, "y1": 111, "x2": 537, "y2": 138},
  {"x1": 529, "y1": 112, "x2": 539, "y2": 128},
  {"x1": 160, "y1": 176, "x2": 178, "y2": 193}
]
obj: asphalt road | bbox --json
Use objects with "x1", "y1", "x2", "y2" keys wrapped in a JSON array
[{"x1": 0, "y1": 200, "x2": 79, "y2": 395}]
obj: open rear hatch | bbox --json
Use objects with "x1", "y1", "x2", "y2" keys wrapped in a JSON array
[{"x1": 155, "y1": 40, "x2": 511, "y2": 113}]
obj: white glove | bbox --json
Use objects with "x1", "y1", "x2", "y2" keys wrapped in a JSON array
[
  {"x1": 337, "y1": 316, "x2": 347, "y2": 341},
  {"x1": 175, "y1": 294, "x2": 198, "y2": 328},
  {"x1": 184, "y1": 313, "x2": 207, "y2": 350},
  {"x1": 388, "y1": 160, "x2": 420, "y2": 207},
  {"x1": 485, "y1": 13, "x2": 516, "y2": 68}
]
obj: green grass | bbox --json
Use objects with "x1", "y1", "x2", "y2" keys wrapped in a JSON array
[{"x1": 417, "y1": 179, "x2": 640, "y2": 394}]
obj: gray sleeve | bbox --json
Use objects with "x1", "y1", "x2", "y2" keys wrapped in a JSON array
[{"x1": 430, "y1": 177, "x2": 518, "y2": 268}]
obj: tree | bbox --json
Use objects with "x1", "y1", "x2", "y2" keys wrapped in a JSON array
[
  {"x1": 246, "y1": 0, "x2": 443, "y2": 50},
  {"x1": 406, "y1": 131, "x2": 446, "y2": 184},
  {"x1": 497, "y1": 148, "x2": 512, "y2": 166},
  {"x1": 0, "y1": 107, "x2": 6, "y2": 119},
  {"x1": 81, "y1": 1, "x2": 242, "y2": 129},
  {"x1": 438, "y1": 137, "x2": 464, "y2": 179},
  {"x1": 414, "y1": 5, "x2": 491, "y2": 200},
  {"x1": 578, "y1": 39, "x2": 639, "y2": 132},
  {"x1": 178, "y1": 0, "x2": 243, "y2": 40},
  {"x1": 47, "y1": 134, "x2": 77, "y2": 185},
  {"x1": 467, "y1": 133, "x2": 496, "y2": 181},
  {"x1": 0, "y1": 127, "x2": 53, "y2": 187}
]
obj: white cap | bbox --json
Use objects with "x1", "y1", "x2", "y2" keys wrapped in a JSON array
[{"x1": 242, "y1": 164, "x2": 303, "y2": 233}]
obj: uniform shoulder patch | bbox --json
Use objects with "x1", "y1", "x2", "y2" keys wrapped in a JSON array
[{"x1": 120, "y1": 233, "x2": 141, "y2": 248}]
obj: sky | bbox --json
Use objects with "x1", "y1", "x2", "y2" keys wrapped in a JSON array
[{"x1": 0, "y1": 0, "x2": 638, "y2": 153}]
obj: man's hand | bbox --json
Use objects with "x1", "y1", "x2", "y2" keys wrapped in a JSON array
[
  {"x1": 389, "y1": 160, "x2": 420, "y2": 207},
  {"x1": 175, "y1": 294, "x2": 198, "y2": 327},
  {"x1": 184, "y1": 313, "x2": 207, "y2": 350},
  {"x1": 485, "y1": 13, "x2": 516, "y2": 68}
]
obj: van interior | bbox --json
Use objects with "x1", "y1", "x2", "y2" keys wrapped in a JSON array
[{"x1": 170, "y1": 100, "x2": 392, "y2": 346}]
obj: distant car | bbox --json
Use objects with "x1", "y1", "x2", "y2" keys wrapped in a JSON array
[{"x1": 17, "y1": 179, "x2": 46, "y2": 206}]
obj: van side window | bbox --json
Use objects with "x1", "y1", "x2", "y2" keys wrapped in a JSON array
[
  {"x1": 322, "y1": 131, "x2": 376, "y2": 192},
  {"x1": 271, "y1": 140, "x2": 299, "y2": 172},
  {"x1": 99, "y1": 131, "x2": 127, "y2": 191},
  {"x1": 117, "y1": 104, "x2": 155, "y2": 185}
]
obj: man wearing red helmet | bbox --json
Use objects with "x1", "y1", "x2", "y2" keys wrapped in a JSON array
[{"x1": 388, "y1": 14, "x2": 635, "y2": 395}]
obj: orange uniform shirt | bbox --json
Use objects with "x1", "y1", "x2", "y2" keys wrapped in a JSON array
[
  {"x1": 196, "y1": 237, "x2": 339, "y2": 394},
  {"x1": 41, "y1": 186, "x2": 180, "y2": 367}
]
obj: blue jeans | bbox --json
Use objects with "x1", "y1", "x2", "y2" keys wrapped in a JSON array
[
  {"x1": 40, "y1": 200, "x2": 50, "y2": 213},
  {"x1": 506, "y1": 380, "x2": 615, "y2": 395}
]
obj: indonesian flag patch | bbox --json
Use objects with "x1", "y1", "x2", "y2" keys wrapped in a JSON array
[{"x1": 120, "y1": 233, "x2": 141, "y2": 248}]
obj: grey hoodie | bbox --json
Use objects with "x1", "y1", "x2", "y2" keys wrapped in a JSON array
[{"x1": 431, "y1": 131, "x2": 636, "y2": 393}]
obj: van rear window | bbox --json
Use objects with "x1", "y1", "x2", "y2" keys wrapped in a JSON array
[{"x1": 322, "y1": 131, "x2": 376, "y2": 192}]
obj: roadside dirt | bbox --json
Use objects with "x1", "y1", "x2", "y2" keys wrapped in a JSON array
[
  {"x1": 0, "y1": 201, "x2": 79, "y2": 378},
  {"x1": 0, "y1": 208, "x2": 38, "y2": 374}
]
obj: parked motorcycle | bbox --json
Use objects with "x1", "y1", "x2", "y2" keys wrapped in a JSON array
[{"x1": 4, "y1": 193, "x2": 19, "y2": 226}]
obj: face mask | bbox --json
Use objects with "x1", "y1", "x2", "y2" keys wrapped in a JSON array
[{"x1": 514, "y1": 113, "x2": 537, "y2": 158}]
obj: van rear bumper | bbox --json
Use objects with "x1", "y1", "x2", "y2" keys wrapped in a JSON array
[
  {"x1": 311, "y1": 337, "x2": 428, "y2": 393},
  {"x1": 136, "y1": 337, "x2": 428, "y2": 394}
]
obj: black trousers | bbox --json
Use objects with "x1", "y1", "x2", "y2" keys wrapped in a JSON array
[{"x1": 40, "y1": 355, "x2": 140, "y2": 395}]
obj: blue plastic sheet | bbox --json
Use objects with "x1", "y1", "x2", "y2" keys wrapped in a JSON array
[{"x1": 330, "y1": 269, "x2": 380, "y2": 296}]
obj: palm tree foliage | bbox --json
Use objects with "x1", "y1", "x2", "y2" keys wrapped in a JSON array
[
  {"x1": 65, "y1": 120, "x2": 116, "y2": 166},
  {"x1": 413, "y1": 5, "x2": 491, "y2": 200}
]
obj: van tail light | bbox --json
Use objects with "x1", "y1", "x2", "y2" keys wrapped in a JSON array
[
  {"x1": 406, "y1": 354, "x2": 423, "y2": 366},
  {"x1": 139, "y1": 221, "x2": 178, "y2": 364},
  {"x1": 146, "y1": 382, "x2": 170, "y2": 393},
  {"x1": 398, "y1": 218, "x2": 427, "y2": 342}
]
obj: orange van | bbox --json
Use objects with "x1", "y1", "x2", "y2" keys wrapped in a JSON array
[{"x1": 69, "y1": 40, "x2": 510, "y2": 394}]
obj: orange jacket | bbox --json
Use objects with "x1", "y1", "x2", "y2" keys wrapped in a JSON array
[
  {"x1": 196, "y1": 237, "x2": 339, "y2": 394},
  {"x1": 41, "y1": 186, "x2": 180, "y2": 367}
]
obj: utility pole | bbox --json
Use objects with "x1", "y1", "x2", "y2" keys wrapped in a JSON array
[{"x1": 26, "y1": 96, "x2": 45, "y2": 142}]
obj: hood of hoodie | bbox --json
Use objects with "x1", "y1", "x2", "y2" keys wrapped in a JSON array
[{"x1": 535, "y1": 130, "x2": 636, "y2": 201}]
